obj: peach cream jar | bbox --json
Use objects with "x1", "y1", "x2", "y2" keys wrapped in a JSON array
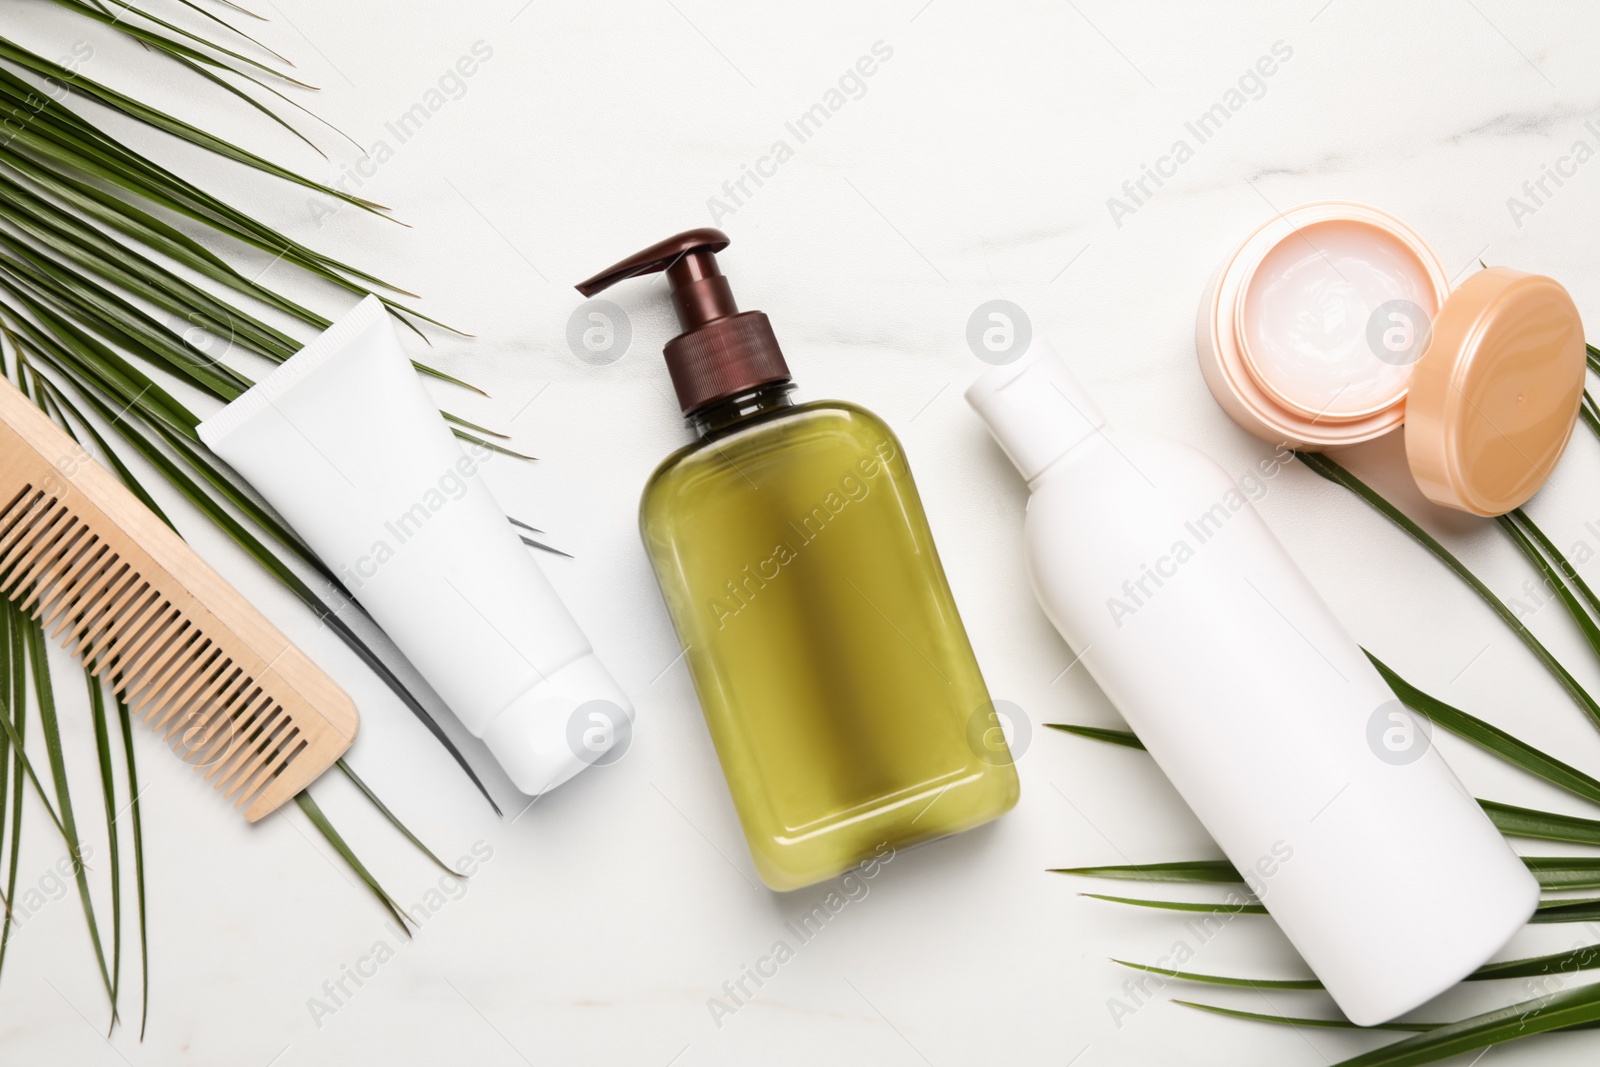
[{"x1": 1197, "y1": 200, "x2": 1587, "y2": 517}]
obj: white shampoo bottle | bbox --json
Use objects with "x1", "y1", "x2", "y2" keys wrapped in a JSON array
[{"x1": 967, "y1": 342, "x2": 1537, "y2": 1026}]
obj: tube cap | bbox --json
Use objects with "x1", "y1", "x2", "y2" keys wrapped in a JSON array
[
  {"x1": 1404, "y1": 267, "x2": 1586, "y2": 517},
  {"x1": 480, "y1": 654, "x2": 634, "y2": 796},
  {"x1": 965, "y1": 340, "x2": 1106, "y2": 482}
]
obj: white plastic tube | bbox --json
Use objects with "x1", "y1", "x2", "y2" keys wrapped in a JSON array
[
  {"x1": 967, "y1": 341, "x2": 1537, "y2": 1027},
  {"x1": 198, "y1": 296, "x2": 630, "y2": 795}
]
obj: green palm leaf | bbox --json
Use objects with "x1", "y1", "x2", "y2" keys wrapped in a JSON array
[
  {"x1": 1060, "y1": 857, "x2": 1600, "y2": 891},
  {"x1": 1112, "y1": 959, "x2": 1322, "y2": 990},
  {"x1": 1045, "y1": 722, "x2": 1144, "y2": 748},
  {"x1": 1532, "y1": 897, "x2": 1600, "y2": 923},
  {"x1": 1499, "y1": 509, "x2": 1600, "y2": 664},
  {"x1": 1051, "y1": 717, "x2": 1600, "y2": 847},
  {"x1": 1080, "y1": 890, "x2": 1600, "y2": 924},
  {"x1": 0, "y1": 581, "x2": 22, "y2": 981},
  {"x1": 0, "y1": 36, "x2": 337, "y2": 194},
  {"x1": 1297, "y1": 450, "x2": 1600, "y2": 731},
  {"x1": 0, "y1": 1, "x2": 497, "y2": 1029},
  {"x1": 1055, "y1": 860, "x2": 1239, "y2": 883},
  {"x1": 1175, "y1": 999, "x2": 1600, "y2": 1044},
  {"x1": 1371, "y1": 652, "x2": 1600, "y2": 808},
  {"x1": 1175, "y1": 1001, "x2": 1440, "y2": 1033},
  {"x1": 1478, "y1": 799, "x2": 1600, "y2": 846},
  {"x1": 85, "y1": 675, "x2": 122, "y2": 1030},
  {"x1": 1081, "y1": 893, "x2": 1266, "y2": 914},
  {"x1": 294, "y1": 791, "x2": 411, "y2": 935},
  {"x1": 112, "y1": 693, "x2": 147, "y2": 1038},
  {"x1": 1310, "y1": 983, "x2": 1600, "y2": 1065},
  {"x1": 20, "y1": 602, "x2": 114, "y2": 1016},
  {"x1": 1116, "y1": 940, "x2": 1600, "y2": 989},
  {"x1": 40, "y1": 1, "x2": 307, "y2": 87}
]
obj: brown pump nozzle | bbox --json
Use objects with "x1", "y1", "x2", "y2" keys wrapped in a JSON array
[{"x1": 575, "y1": 229, "x2": 790, "y2": 415}]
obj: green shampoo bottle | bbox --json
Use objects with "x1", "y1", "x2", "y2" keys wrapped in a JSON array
[{"x1": 577, "y1": 229, "x2": 1017, "y2": 890}]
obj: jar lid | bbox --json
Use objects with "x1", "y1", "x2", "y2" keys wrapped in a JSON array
[{"x1": 1404, "y1": 267, "x2": 1586, "y2": 516}]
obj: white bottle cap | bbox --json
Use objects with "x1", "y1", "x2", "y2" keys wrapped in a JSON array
[
  {"x1": 480, "y1": 654, "x2": 634, "y2": 795},
  {"x1": 964, "y1": 340, "x2": 1107, "y2": 482}
]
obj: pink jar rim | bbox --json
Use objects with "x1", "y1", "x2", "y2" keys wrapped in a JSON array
[{"x1": 1196, "y1": 201, "x2": 1452, "y2": 451}]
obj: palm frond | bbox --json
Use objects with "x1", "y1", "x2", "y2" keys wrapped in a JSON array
[
  {"x1": 1297, "y1": 451, "x2": 1600, "y2": 732},
  {"x1": 0, "y1": 0, "x2": 498, "y2": 1030}
]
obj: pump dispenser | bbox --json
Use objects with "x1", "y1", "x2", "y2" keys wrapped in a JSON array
[
  {"x1": 577, "y1": 228, "x2": 792, "y2": 414},
  {"x1": 579, "y1": 229, "x2": 1018, "y2": 891}
]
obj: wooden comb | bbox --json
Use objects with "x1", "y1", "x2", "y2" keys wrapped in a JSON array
[{"x1": 0, "y1": 376, "x2": 357, "y2": 820}]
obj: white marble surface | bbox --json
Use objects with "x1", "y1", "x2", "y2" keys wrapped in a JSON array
[{"x1": 6, "y1": 1, "x2": 1600, "y2": 1064}]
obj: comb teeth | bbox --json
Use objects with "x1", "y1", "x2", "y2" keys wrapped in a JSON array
[
  {"x1": 0, "y1": 487, "x2": 352, "y2": 819},
  {"x1": 0, "y1": 383, "x2": 356, "y2": 820}
]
